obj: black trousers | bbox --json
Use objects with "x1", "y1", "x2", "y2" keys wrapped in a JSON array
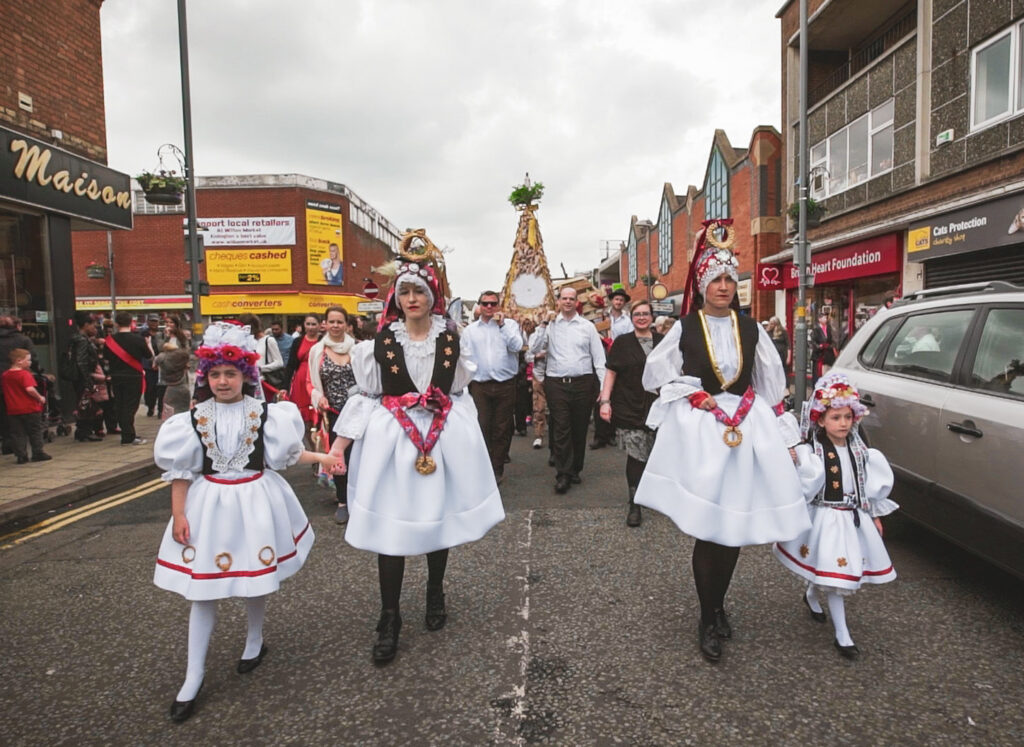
[
  {"x1": 469, "y1": 378, "x2": 516, "y2": 477},
  {"x1": 543, "y1": 374, "x2": 596, "y2": 481},
  {"x1": 111, "y1": 376, "x2": 143, "y2": 443},
  {"x1": 591, "y1": 399, "x2": 615, "y2": 444},
  {"x1": 143, "y1": 368, "x2": 159, "y2": 413},
  {"x1": 7, "y1": 412, "x2": 45, "y2": 459}
]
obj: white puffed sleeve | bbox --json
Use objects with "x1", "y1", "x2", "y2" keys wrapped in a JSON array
[
  {"x1": 793, "y1": 442, "x2": 826, "y2": 501},
  {"x1": 154, "y1": 412, "x2": 202, "y2": 482},
  {"x1": 263, "y1": 401, "x2": 306, "y2": 470},
  {"x1": 752, "y1": 327, "x2": 800, "y2": 447},
  {"x1": 642, "y1": 320, "x2": 703, "y2": 428},
  {"x1": 334, "y1": 340, "x2": 381, "y2": 441},
  {"x1": 453, "y1": 333, "x2": 477, "y2": 393},
  {"x1": 864, "y1": 447, "x2": 899, "y2": 517}
]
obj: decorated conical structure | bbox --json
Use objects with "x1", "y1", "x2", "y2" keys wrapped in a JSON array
[{"x1": 500, "y1": 174, "x2": 555, "y2": 320}]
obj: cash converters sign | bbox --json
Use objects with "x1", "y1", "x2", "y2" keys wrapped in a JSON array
[
  {"x1": 908, "y1": 191, "x2": 1024, "y2": 260},
  {"x1": 200, "y1": 291, "x2": 364, "y2": 316},
  {"x1": 206, "y1": 249, "x2": 293, "y2": 285},
  {"x1": 1, "y1": 125, "x2": 132, "y2": 229}
]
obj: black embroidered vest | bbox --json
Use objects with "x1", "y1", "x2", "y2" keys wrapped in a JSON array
[
  {"x1": 815, "y1": 431, "x2": 860, "y2": 504},
  {"x1": 374, "y1": 321, "x2": 460, "y2": 396},
  {"x1": 191, "y1": 401, "x2": 269, "y2": 475},
  {"x1": 679, "y1": 312, "x2": 760, "y2": 395}
]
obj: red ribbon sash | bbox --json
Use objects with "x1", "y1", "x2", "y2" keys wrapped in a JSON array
[
  {"x1": 706, "y1": 386, "x2": 756, "y2": 429},
  {"x1": 380, "y1": 385, "x2": 452, "y2": 459},
  {"x1": 204, "y1": 472, "x2": 264, "y2": 484},
  {"x1": 104, "y1": 335, "x2": 147, "y2": 394}
]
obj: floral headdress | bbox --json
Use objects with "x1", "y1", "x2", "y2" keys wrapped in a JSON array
[
  {"x1": 376, "y1": 229, "x2": 450, "y2": 330},
  {"x1": 195, "y1": 321, "x2": 260, "y2": 383},
  {"x1": 799, "y1": 372, "x2": 869, "y2": 440},
  {"x1": 681, "y1": 218, "x2": 740, "y2": 315}
]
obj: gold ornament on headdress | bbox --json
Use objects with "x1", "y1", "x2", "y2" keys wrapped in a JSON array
[
  {"x1": 705, "y1": 222, "x2": 735, "y2": 251},
  {"x1": 373, "y1": 229, "x2": 451, "y2": 301}
]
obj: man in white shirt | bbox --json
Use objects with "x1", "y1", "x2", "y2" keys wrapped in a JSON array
[
  {"x1": 607, "y1": 287, "x2": 635, "y2": 340},
  {"x1": 531, "y1": 286, "x2": 607, "y2": 493},
  {"x1": 463, "y1": 290, "x2": 524, "y2": 482}
]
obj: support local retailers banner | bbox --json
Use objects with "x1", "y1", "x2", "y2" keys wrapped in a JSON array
[
  {"x1": 200, "y1": 291, "x2": 367, "y2": 316},
  {"x1": 184, "y1": 216, "x2": 295, "y2": 246},
  {"x1": 760, "y1": 234, "x2": 901, "y2": 290}
]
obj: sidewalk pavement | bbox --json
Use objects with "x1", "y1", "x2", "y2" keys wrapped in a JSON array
[{"x1": 0, "y1": 407, "x2": 163, "y2": 528}]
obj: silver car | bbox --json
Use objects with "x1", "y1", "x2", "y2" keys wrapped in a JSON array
[{"x1": 829, "y1": 281, "x2": 1024, "y2": 578}]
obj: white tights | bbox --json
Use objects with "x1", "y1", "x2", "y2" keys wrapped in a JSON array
[
  {"x1": 807, "y1": 584, "x2": 854, "y2": 647},
  {"x1": 176, "y1": 596, "x2": 267, "y2": 702}
]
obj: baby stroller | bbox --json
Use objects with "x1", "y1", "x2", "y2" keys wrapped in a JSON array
[{"x1": 35, "y1": 373, "x2": 71, "y2": 442}]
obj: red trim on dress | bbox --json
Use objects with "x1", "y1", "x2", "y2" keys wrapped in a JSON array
[
  {"x1": 156, "y1": 523, "x2": 310, "y2": 580},
  {"x1": 203, "y1": 472, "x2": 264, "y2": 485},
  {"x1": 775, "y1": 543, "x2": 893, "y2": 582}
]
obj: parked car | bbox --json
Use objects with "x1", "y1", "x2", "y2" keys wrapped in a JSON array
[{"x1": 830, "y1": 281, "x2": 1024, "y2": 578}]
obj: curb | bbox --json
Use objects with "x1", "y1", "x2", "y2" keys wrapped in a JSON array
[{"x1": 0, "y1": 461, "x2": 162, "y2": 530}]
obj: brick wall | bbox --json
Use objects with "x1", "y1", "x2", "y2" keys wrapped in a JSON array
[{"x1": 0, "y1": 0, "x2": 107, "y2": 162}]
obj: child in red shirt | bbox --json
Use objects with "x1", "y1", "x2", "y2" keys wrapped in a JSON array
[{"x1": 2, "y1": 348, "x2": 51, "y2": 463}]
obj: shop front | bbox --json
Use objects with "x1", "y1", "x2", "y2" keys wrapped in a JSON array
[
  {"x1": 767, "y1": 233, "x2": 903, "y2": 348},
  {"x1": 1, "y1": 125, "x2": 132, "y2": 377},
  {"x1": 908, "y1": 191, "x2": 1024, "y2": 288}
]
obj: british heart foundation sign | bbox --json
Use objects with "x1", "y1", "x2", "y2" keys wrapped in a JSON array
[{"x1": 755, "y1": 264, "x2": 784, "y2": 291}]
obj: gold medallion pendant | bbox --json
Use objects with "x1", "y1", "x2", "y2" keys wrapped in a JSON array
[
  {"x1": 415, "y1": 454, "x2": 437, "y2": 475},
  {"x1": 722, "y1": 426, "x2": 743, "y2": 448}
]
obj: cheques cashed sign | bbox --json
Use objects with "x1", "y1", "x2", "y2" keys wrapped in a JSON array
[
  {"x1": 763, "y1": 234, "x2": 901, "y2": 290},
  {"x1": 908, "y1": 191, "x2": 1024, "y2": 260}
]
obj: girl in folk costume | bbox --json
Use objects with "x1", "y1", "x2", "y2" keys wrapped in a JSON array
[
  {"x1": 329, "y1": 230, "x2": 505, "y2": 665},
  {"x1": 773, "y1": 373, "x2": 898, "y2": 659},
  {"x1": 634, "y1": 219, "x2": 810, "y2": 663},
  {"x1": 153, "y1": 322, "x2": 339, "y2": 723}
]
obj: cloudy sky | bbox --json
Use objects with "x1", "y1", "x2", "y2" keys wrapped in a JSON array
[{"x1": 99, "y1": 0, "x2": 784, "y2": 300}]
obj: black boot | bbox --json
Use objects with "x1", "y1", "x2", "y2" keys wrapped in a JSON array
[
  {"x1": 626, "y1": 487, "x2": 642, "y2": 527},
  {"x1": 698, "y1": 621, "x2": 722, "y2": 663},
  {"x1": 713, "y1": 607, "x2": 732, "y2": 639},
  {"x1": 372, "y1": 609, "x2": 402, "y2": 664},
  {"x1": 425, "y1": 585, "x2": 447, "y2": 631}
]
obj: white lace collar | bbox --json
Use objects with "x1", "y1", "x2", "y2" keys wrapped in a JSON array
[
  {"x1": 391, "y1": 316, "x2": 447, "y2": 350},
  {"x1": 193, "y1": 396, "x2": 263, "y2": 473}
]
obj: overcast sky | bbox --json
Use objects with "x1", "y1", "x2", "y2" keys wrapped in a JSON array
[{"x1": 99, "y1": 0, "x2": 783, "y2": 300}]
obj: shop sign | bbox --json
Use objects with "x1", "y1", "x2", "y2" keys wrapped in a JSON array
[
  {"x1": 737, "y1": 278, "x2": 753, "y2": 307},
  {"x1": 206, "y1": 248, "x2": 292, "y2": 285},
  {"x1": 75, "y1": 295, "x2": 193, "y2": 310},
  {"x1": 755, "y1": 264, "x2": 784, "y2": 291},
  {"x1": 649, "y1": 301, "x2": 674, "y2": 313},
  {"x1": 1, "y1": 125, "x2": 132, "y2": 229},
  {"x1": 200, "y1": 291, "x2": 365, "y2": 316},
  {"x1": 185, "y1": 216, "x2": 295, "y2": 246},
  {"x1": 781, "y1": 234, "x2": 901, "y2": 289},
  {"x1": 907, "y1": 191, "x2": 1024, "y2": 260},
  {"x1": 305, "y1": 200, "x2": 344, "y2": 286},
  {"x1": 357, "y1": 300, "x2": 384, "y2": 313}
]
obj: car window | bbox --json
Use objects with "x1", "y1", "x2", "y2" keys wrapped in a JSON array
[
  {"x1": 859, "y1": 317, "x2": 900, "y2": 368},
  {"x1": 968, "y1": 308, "x2": 1024, "y2": 400},
  {"x1": 881, "y1": 308, "x2": 974, "y2": 382}
]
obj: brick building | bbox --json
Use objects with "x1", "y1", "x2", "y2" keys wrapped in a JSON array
[
  {"x1": 1, "y1": 0, "x2": 131, "y2": 375},
  {"x1": 771, "y1": 0, "x2": 1024, "y2": 343},
  {"x1": 72, "y1": 174, "x2": 401, "y2": 328},
  {"x1": 619, "y1": 127, "x2": 784, "y2": 320}
]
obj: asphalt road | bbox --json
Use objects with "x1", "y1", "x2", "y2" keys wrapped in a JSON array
[{"x1": 2, "y1": 431, "x2": 1023, "y2": 745}]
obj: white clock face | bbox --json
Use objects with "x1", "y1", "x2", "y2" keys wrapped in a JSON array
[{"x1": 510, "y1": 273, "x2": 548, "y2": 308}]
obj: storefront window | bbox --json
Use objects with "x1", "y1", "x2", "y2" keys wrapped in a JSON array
[{"x1": 0, "y1": 210, "x2": 52, "y2": 370}]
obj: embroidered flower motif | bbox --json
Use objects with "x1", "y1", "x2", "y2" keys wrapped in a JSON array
[
  {"x1": 830, "y1": 466, "x2": 839, "y2": 474},
  {"x1": 832, "y1": 481, "x2": 841, "y2": 489},
  {"x1": 215, "y1": 552, "x2": 232, "y2": 571},
  {"x1": 444, "y1": 347, "x2": 453, "y2": 356},
  {"x1": 837, "y1": 557, "x2": 848, "y2": 567},
  {"x1": 258, "y1": 546, "x2": 275, "y2": 566},
  {"x1": 443, "y1": 360, "x2": 451, "y2": 368},
  {"x1": 391, "y1": 365, "x2": 400, "y2": 374},
  {"x1": 828, "y1": 452, "x2": 836, "y2": 459},
  {"x1": 799, "y1": 544, "x2": 810, "y2": 558},
  {"x1": 446, "y1": 334, "x2": 454, "y2": 342},
  {"x1": 197, "y1": 416, "x2": 208, "y2": 425},
  {"x1": 220, "y1": 345, "x2": 242, "y2": 361},
  {"x1": 249, "y1": 411, "x2": 258, "y2": 419},
  {"x1": 384, "y1": 337, "x2": 393, "y2": 345},
  {"x1": 386, "y1": 351, "x2": 395, "y2": 360}
]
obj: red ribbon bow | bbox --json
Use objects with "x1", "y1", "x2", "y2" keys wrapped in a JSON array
[{"x1": 381, "y1": 386, "x2": 453, "y2": 461}]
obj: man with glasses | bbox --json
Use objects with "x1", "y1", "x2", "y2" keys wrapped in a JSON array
[
  {"x1": 531, "y1": 286, "x2": 607, "y2": 493},
  {"x1": 590, "y1": 286, "x2": 633, "y2": 450},
  {"x1": 463, "y1": 291, "x2": 524, "y2": 483}
]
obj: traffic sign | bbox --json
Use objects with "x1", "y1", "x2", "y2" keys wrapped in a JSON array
[
  {"x1": 650, "y1": 301, "x2": 674, "y2": 313},
  {"x1": 362, "y1": 281, "x2": 380, "y2": 299},
  {"x1": 357, "y1": 300, "x2": 384, "y2": 313}
]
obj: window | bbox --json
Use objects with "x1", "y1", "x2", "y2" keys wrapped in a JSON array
[
  {"x1": 626, "y1": 228, "x2": 637, "y2": 285},
  {"x1": 969, "y1": 22, "x2": 1024, "y2": 130},
  {"x1": 859, "y1": 317, "x2": 900, "y2": 368},
  {"x1": 658, "y1": 197, "x2": 672, "y2": 274},
  {"x1": 969, "y1": 308, "x2": 1024, "y2": 400},
  {"x1": 705, "y1": 149, "x2": 729, "y2": 219},
  {"x1": 810, "y1": 100, "x2": 894, "y2": 199},
  {"x1": 881, "y1": 309, "x2": 974, "y2": 382}
]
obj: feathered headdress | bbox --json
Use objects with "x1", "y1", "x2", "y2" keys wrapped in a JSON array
[
  {"x1": 195, "y1": 321, "x2": 260, "y2": 382},
  {"x1": 376, "y1": 229, "x2": 451, "y2": 330},
  {"x1": 681, "y1": 218, "x2": 740, "y2": 316},
  {"x1": 799, "y1": 372, "x2": 869, "y2": 441}
]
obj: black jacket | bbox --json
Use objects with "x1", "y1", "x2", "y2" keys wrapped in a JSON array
[{"x1": 606, "y1": 331, "x2": 663, "y2": 430}]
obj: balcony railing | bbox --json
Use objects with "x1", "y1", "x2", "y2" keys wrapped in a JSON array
[{"x1": 808, "y1": 7, "x2": 917, "y2": 108}]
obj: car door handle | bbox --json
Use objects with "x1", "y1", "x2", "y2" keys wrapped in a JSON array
[
  {"x1": 860, "y1": 394, "x2": 875, "y2": 407},
  {"x1": 946, "y1": 421, "x2": 983, "y2": 438}
]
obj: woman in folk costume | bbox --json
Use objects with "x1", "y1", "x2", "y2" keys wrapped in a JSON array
[
  {"x1": 634, "y1": 218, "x2": 810, "y2": 663},
  {"x1": 773, "y1": 373, "x2": 898, "y2": 659},
  {"x1": 153, "y1": 322, "x2": 338, "y2": 722},
  {"x1": 329, "y1": 230, "x2": 505, "y2": 665}
]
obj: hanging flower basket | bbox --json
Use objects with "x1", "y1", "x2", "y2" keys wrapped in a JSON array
[
  {"x1": 136, "y1": 170, "x2": 186, "y2": 206},
  {"x1": 86, "y1": 263, "x2": 108, "y2": 279}
]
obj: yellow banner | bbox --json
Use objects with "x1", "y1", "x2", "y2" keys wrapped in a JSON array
[
  {"x1": 206, "y1": 248, "x2": 293, "y2": 285},
  {"x1": 200, "y1": 292, "x2": 366, "y2": 316},
  {"x1": 305, "y1": 201, "x2": 344, "y2": 286},
  {"x1": 76, "y1": 297, "x2": 192, "y2": 310}
]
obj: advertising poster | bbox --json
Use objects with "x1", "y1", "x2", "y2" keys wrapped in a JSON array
[
  {"x1": 184, "y1": 216, "x2": 295, "y2": 246},
  {"x1": 206, "y1": 248, "x2": 292, "y2": 285},
  {"x1": 305, "y1": 200, "x2": 344, "y2": 285}
]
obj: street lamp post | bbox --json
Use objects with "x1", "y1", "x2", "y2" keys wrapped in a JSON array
[
  {"x1": 793, "y1": 0, "x2": 811, "y2": 412},
  {"x1": 177, "y1": 0, "x2": 203, "y2": 338}
]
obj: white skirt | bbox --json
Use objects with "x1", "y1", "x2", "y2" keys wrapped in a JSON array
[
  {"x1": 634, "y1": 394, "x2": 810, "y2": 546},
  {"x1": 344, "y1": 399, "x2": 505, "y2": 556},
  {"x1": 154, "y1": 470, "x2": 314, "y2": 601},
  {"x1": 773, "y1": 505, "x2": 896, "y2": 593}
]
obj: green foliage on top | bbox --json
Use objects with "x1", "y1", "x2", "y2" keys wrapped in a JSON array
[
  {"x1": 136, "y1": 170, "x2": 187, "y2": 193},
  {"x1": 509, "y1": 181, "x2": 545, "y2": 207},
  {"x1": 787, "y1": 196, "x2": 826, "y2": 220}
]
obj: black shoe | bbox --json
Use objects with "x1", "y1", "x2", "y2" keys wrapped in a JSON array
[
  {"x1": 803, "y1": 594, "x2": 827, "y2": 623},
  {"x1": 713, "y1": 608, "x2": 732, "y2": 639},
  {"x1": 554, "y1": 477, "x2": 570, "y2": 494},
  {"x1": 569, "y1": 475, "x2": 581, "y2": 484},
  {"x1": 698, "y1": 622, "x2": 722, "y2": 663},
  {"x1": 31, "y1": 453, "x2": 53, "y2": 462},
  {"x1": 76, "y1": 434, "x2": 103, "y2": 442},
  {"x1": 589, "y1": 440, "x2": 607, "y2": 450},
  {"x1": 169, "y1": 681, "x2": 202, "y2": 723},
  {"x1": 626, "y1": 503, "x2": 642, "y2": 527},
  {"x1": 834, "y1": 638, "x2": 860, "y2": 660},
  {"x1": 425, "y1": 587, "x2": 447, "y2": 631},
  {"x1": 16, "y1": 456, "x2": 29, "y2": 464},
  {"x1": 373, "y1": 610, "x2": 402, "y2": 664},
  {"x1": 237, "y1": 643, "x2": 268, "y2": 673}
]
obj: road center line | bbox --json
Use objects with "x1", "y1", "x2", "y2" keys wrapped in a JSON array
[{"x1": 494, "y1": 508, "x2": 533, "y2": 745}]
